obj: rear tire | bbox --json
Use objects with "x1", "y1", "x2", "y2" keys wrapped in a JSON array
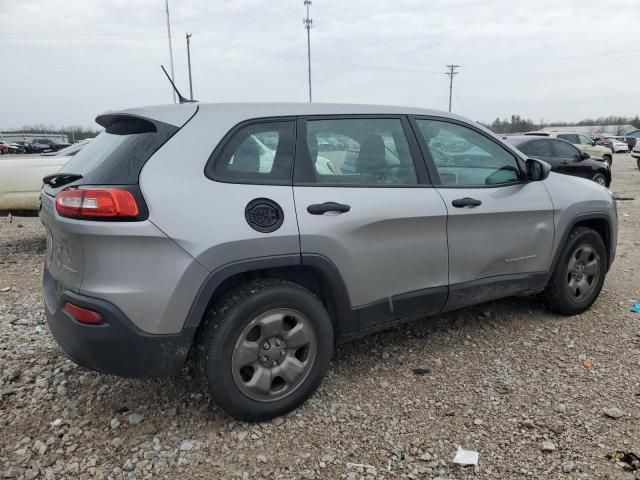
[
  {"x1": 543, "y1": 227, "x2": 607, "y2": 315},
  {"x1": 637, "y1": 158, "x2": 640, "y2": 171},
  {"x1": 196, "y1": 279, "x2": 334, "y2": 421},
  {"x1": 603, "y1": 154, "x2": 612, "y2": 167}
]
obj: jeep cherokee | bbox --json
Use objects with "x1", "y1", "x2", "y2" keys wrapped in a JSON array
[{"x1": 41, "y1": 103, "x2": 617, "y2": 421}]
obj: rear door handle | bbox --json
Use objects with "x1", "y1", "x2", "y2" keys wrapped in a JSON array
[
  {"x1": 451, "y1": 197, "x2": 482, "y2": 208},
  {"x1": 307, "y1": 202, "x2": 351, "y2": 215}
]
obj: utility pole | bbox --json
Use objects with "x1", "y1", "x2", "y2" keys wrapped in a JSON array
[
  {"x1": 186, "y1": 32, "x2": 194, "y2": 100},
  {"x1": 444, "y1": 64, "x2": 460, "y2": 112},
  {"x1": 303, "y1": 0, "x2": 313, "y2": 103},
  {"x1": 165, "y1": 0, "x2": 176, "y2": 103}
]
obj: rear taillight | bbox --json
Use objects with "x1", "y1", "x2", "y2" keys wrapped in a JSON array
[
  {"x1": 55, "y1": 187, "x2": 139, "y2": 219},
  {"x1": 64, "y1": 302, "x2": 104, "y2": 325}
]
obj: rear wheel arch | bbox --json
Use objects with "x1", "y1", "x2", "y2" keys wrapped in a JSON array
[{"x1": 184, "y1": 255, "x2": 357, "y2": 340}]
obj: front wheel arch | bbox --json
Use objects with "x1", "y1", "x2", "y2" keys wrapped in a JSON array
[{"x1": 547, "y1": 215, "x2": 611, "y2": 282}]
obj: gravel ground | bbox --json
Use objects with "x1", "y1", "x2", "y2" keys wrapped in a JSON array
[{"x1": 1, "y1": 154, "x2": 639, "y2": 480}]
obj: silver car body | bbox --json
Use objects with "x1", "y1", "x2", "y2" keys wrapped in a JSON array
[{"x1": 40, "y1": 103, "x2": 617, "y2": 377}]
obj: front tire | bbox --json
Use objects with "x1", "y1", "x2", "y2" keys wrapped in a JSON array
[
  {"x1": 196, "y1": 279, "x2": 334, "y2": 421},
  {"x1": 592, "y1": 173, "x2": 607, "y2": 186},
  {"x1": 543, "y1": 227, "x2": 607, "y2": 315},
  {"x1": 637, "y1": 158, "x2": 640, "y2": 171},
  {"x1": 603, "y1": 154, "x2": 612, "y2": 167}
]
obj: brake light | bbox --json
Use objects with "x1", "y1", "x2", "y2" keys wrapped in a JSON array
[
  {"x1": 55, "y1": 187, "x2": 139, "y2": 219},
  {"x1": 64, "y1": 302, "x2": 104, "y2": 325}
]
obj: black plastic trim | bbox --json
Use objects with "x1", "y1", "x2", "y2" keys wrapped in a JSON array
[
  {"x1": 182, "y1": 253, "x2": 359, "y2": 336},
  {"x1": 444, "y1": 272, "x2": 548, "y2": 312},
  {"x1": 43, "y1": 268, "x2": 193, "y2": 378},
  {"x1": 547, "y1": 213, "x2": 615, "y2": 277},
  {"x1": 183, "y1": 255, "x2": 302, "y2": 329},
  {"x1": 355, "y1": 285, "x2": 447, "y2": 330}
]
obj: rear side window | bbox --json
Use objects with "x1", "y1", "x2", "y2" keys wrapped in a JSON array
[
  {"x1": 208, "y1": 121, "x2": 295, "y2": 185},
  {"x1": 557, "y1": 134, "x2": 578, "y2": 143},
  {"x1": 60, "y1": 117, "x2": 177, "y2": 185},
  {"x1": 301, "y1": 118, "x2": 418, "y2": 186},
  {"x1": 521, "y1": 140, "x2": 553, "y2": 157}
]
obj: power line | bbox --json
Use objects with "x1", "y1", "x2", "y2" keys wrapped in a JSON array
[
  {"x1": 303, "y1": 0, "x2": 313, "y2": 103},
  {"x1": 444, "y1": 64, "x2": 459, "y2": 112}
]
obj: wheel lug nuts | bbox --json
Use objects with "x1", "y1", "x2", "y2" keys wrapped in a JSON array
[
  {"x1": 275, "y1": 339, "x2": 282, "y2": 347},
  {"x1": 260, "y1": 355, "x2": 268, "y2": 363},
  {"x1": 262, "y1": 342, "x2": 270, "y2": 350},
  {"x1": 280, "y1": 350, "x2": 286, "y2": 356},
  {"x1": 272, "y1": 360, "x2": 278, "y2": 367}
]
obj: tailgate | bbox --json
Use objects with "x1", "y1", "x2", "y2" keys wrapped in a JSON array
[{"x1": 40, "y1": 192, "x2": 84, "y2": 293}]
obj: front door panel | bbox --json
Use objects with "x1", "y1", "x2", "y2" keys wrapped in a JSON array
[{"x1": 437, "y1": 182, "x2": 554, "y2": 286}]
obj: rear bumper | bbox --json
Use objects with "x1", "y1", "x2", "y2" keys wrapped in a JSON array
[{"x1": 43, "y1": 268, "x2": 195, "y2": 378}]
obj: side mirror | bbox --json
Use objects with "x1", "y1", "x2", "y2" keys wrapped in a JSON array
[
  {"x1": 526, "y1": 158, "x2": 551, "y2": 181},
  {"x1": 581, "y1": 151, "x2": 590, "y2": 160}
]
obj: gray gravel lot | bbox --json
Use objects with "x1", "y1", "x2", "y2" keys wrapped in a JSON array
[{"x1": 1, "y1": 154, "x2": 639, "y2": 479}]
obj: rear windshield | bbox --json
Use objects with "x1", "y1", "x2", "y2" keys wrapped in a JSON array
[{"x1": 60, "y1": 116, "x2": 178, "y2": 185}]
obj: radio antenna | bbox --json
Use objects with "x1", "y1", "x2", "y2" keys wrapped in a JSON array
[{"x1": 161, "y1": 65, "x2": 197, "y2": 104}]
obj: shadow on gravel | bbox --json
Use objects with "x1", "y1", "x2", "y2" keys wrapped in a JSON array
[
  {"x1": 332, "y1": 295, "x2": 545, "y2": 364},
  {"x1": 0, "y1": 233, "x2": 46, "y2": 254}
]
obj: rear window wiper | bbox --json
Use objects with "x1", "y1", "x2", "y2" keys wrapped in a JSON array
[{"x1": 43, "y1": 173, "x2": 83, "y2": 188}]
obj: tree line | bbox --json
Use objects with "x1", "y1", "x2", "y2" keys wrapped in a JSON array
[
  {"x1": 2, "y1": 124, "x2": 101, "y2": 141},
  {"x1": 484, "y1": 115, "x2": 640, "y2": 134}
]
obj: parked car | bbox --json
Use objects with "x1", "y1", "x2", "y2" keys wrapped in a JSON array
[
  {"x1": 0, "y1": 143, "x2": 84, "y2": 210},
  {"x1": 8, "y1": 143, "x2": 27, "y2": 154},
  {"x1": 41, "y1": 103, "x2": 617, "y2": 421},
  {"x1": 46, "y1": 142, "x2": 72, "y2": 153},
  {"x1": 524, "y1": 131, "x2": 613, "y2": 166},
  {"x1": 504, "y1": 136, "x2": 611, "y2": 186},
  {"x1": 603, "y1": 136, "x2": 629, "y2": 153},
  {"x1": 41, "y1": 139, "x2": 91, "y2": 157}
]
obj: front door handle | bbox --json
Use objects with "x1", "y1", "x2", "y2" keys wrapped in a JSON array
[
  {"x1": 451, "y1": 197, "x2": 482, "y2": 208},
  {"x1": 307, "y1": 202, "x2": 351, "y2": 215}
]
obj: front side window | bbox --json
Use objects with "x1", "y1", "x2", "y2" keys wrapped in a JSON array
[
  {"x1": 552, "y1": 140, "x2": 580, "y2": 159},
  {"x1": 304, "y1": 118, "x2": 418, "y2": 186},
  {"x1": 415, "y1": 119, "x2": 521, "y2": 186},
  {"x1": 578, "y1": 135, "x2": 593, "y2": 145},
  {"x1": 210, "y1": 121, "x2": 294, "y2": 185}
]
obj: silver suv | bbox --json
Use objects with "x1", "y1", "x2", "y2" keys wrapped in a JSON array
[{"x1": 41, "y1": 103, "x2": 617, "y2": 421}]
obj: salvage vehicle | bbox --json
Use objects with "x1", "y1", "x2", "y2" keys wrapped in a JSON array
[
  {"x1": 41, "y1": 103, "x2": 617, "y2": 421},
  {"x1": 504, "y1": 136, "x2": 611, "y2": 186},
  {"x1": 525, "y1": 131, "x2": 613, "y2": 166},
  {"x1": 0, "y1": 143, "x2": 87, "y2": 210}
]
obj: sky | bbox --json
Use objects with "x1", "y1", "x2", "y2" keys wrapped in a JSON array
[{"x1": 1, "y1": 0, "x2": 638, "y2": 130}]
